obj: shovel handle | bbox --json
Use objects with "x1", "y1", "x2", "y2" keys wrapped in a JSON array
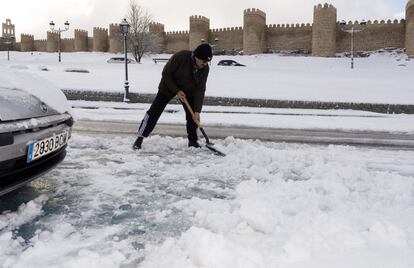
[{"x1": 180, "y1": 96, "x2": 200, "y2": 127}]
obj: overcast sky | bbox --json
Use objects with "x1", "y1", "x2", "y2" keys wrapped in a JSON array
[{"x1": 1, "y1": 0, "x2": 408, "y2": 41}]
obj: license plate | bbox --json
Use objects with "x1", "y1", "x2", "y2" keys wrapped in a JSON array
[{"x1": 27, "y1": 129, "x2": 69, "y2": 163}]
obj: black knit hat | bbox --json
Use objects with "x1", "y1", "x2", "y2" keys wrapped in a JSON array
[{"x1": 193, "y1": 43, "x2": 213, "y2": 61}]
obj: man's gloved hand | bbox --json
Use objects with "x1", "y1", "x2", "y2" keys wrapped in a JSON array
[
  {"x1": 177, "y1": 90, "x2": 186, "y2": 101},
  {"x1": 193, "y1": 112, "x2": 200, "y2": 126}
]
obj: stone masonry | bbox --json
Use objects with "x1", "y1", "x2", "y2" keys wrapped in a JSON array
[
  {"x1": 406, "y1": 0, "x2": 414, "y2": 57},
  {"x1": 312, "y1": 4, "x2": 337, "y2": 57},
  {"x1": 6, "y1": 1, "x2": 414, "y2": 57},
  {"x1": 74, "y1": 29, "x2": 88, "y2": 51},
  {"x1": 243, "y1": 9, "x2": 267, "y2": 55},
  {"x1": 189, "y1": 15, "x2": 210, "y2": 50}
]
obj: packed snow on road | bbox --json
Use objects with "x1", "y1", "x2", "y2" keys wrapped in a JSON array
[{"x1": 1, "y1": 134, "x2": 414, "y2": 267}]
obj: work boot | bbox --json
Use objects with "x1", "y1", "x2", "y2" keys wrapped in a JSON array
[
  {"x1": 188, "y1": 140, "x2": 201, "y2": 148},
  {"x1": 133, "y1": 137, "x2": 143, "y2": 150}
]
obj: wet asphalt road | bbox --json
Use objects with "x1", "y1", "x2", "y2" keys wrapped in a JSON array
[{"x1": 74, "y1": 120, "x2": 414, "y2": 150}]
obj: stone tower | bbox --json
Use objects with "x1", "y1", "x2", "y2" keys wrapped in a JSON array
[
  {"x1": 20, "y1": 34, "x2": 34, "y2": 51},
  {"x1": 406, "y1": 0, "x2": 414, "y2": 57},
  {"x1": 47, "y1": 31, "x2": 59, "y2": 52},
  {"x1": 109, "y1": 24, "x2": 123, "y2": 53},
  {"x1": 312, "y1": 3, "x2": 337, "y2": 57},
  {"x1": 189, "y1": 15, "x2": 210, "y2": 50},
  {"x1": 243, "y1": 8, "x2": 266, "y2": 55},
  {"x1": 2, "y1": 19, "x2": 15, "y2": 38},
  {"x1": 75, "y1": 29, "x2": 88, "y2": 51},
  {"x1": 93, "y1": 27, "x2": 108, "y2": 52},
  {"x1": 149, "y1": 22, "x2": 166, "y2": 52}
]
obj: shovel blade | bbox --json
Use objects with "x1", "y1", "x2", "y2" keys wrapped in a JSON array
[{"x1": 206, "y1": 144, "x2": 226, "y2": 157}]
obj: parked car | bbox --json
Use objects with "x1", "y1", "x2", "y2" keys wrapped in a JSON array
[
  {"x1": 107, "y1": 57, "x2": 135, "y2": 64},
  {"x1": 217, "y1": 60, "x2": 246, "y2": 67},
  {"x1": 0, "y1": 68, "x2": 73, "y2": 196}
]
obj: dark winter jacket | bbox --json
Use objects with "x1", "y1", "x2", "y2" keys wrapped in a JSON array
[{"x1": 158, "y1": 50, "x2": 209, "y2": 113}]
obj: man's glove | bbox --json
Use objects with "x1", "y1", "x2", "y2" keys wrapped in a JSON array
[{"x1": 177, "y1": 90, "x2": 186, "y2": 101}]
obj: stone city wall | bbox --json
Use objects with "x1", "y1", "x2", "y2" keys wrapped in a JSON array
[
  {"x1": 9, "y1": 1, "x2": 414, "y2": 57},
  {"x1": 93, "y1": 27, "x2": 108, "y2": 52},
  {"x1": 266, "y1": 23, "x2": 313, "y2": 52},
  {"x1": 20, "y1": 33, "x2": 34, "y2": 51},
  {"x1": 61, "y1": 38, "x2": 75, "y2": 52},
  {"x1": 46, "y1": 31, "x2": 59, "y2": 52},
  {"x1": 34, "y1": 39, "x2": 47, "y2": 51},
  {"x1": 165, "y1": 31, "x2": 189, "y2": 53},
  {"x1": 109, "y1": 24, "x2": 123, "y2": 53},
  {"x1": 336, "y1": 20, "x2": 406, "y2": 53},
  {"x1": 74, "y1": 29, "x2": 88, "y2": 51},
  {"x1": 405, "y1": 0, "x2": 414, "y2": 56},
  {"x1": 210, "y1": 27, "x2": 244, "y2": 52}
]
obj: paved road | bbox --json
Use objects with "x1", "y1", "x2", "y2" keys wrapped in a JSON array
[{"x1": 73, "y1": 120, "x2": 414, "y2": 150}]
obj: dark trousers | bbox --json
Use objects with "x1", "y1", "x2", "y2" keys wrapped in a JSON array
[{"x1": 137, "y1": 92, "x2": 198, "y2": 142}]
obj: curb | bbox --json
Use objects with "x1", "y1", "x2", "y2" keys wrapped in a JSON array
[{"x1": 62, "y1": 89, "x2": 414, "y2": 114}]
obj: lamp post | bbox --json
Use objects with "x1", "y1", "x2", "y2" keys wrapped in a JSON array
[
  {"x1": 49, "y1": 20, "x2": 70, "y2": 62},
  {"x1": 120, "y1": 18, "x2": 130, "y2": 101},
  {"x1": 339, "y1": 20, "x2": 366, "y2": 69}
]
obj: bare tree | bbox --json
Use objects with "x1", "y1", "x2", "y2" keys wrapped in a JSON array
[{"x1": 126, "y1": 0, "x2": 161, "y2": 63}]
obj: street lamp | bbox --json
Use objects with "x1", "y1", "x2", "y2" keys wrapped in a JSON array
[
  {"x1": 49, "y1": 20, "x2": 70, "y2": 62},
  {"x1": 339, "y1": 20, "x2": 366, "y2": 69},
  {"x1": 120, "y1": 18, "x2": 130, "y2": 101}
]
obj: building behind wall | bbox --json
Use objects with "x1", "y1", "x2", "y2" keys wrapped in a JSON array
[
  {"x1": 5, "y1": 1, "x2": 414, "y2": 57},
  {"x1": 1, "y1": 19, "x2": 16, "y2": 51}
]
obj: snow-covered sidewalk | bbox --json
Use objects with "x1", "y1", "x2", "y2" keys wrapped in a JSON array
[
  {"x1": 70, "y1": 100, "x2": 414, "y2": 134},
  {"x1": 1, "y1": 134, "x2": 414, "y2": 267}
]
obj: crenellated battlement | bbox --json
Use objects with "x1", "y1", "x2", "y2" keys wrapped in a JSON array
[
  {"x1": 267, "y1": 23, "x2": 312, "y2": 29},
  {"x1": 21, "y1": 33, "x2": 34, "y2": 39},
  {"x1": 211, "y1": 27, "x2": 243, "y2": 33},
  {"x1": 340, "y1": 19, "x2": 405, "y2": 27},
  {"x1": 109, "y1": 24, "x2": 121, "y2": 37},
  {"x1": 75, "y1": 29, "x2": 88, "y2": 34},
  {"x1": 149, "y1": 22, "x2": 165, "y2": 28},
  {"x1": 166, "y1": 30, "x2": 189, "y2": 36},
  {"x1": 314, "y1": 3, "x2": 337, "y2": 12},
  {"x1": 93, "y1": 27, "x2": 108, "y2": 33},
  {"x1": 244, "y1": 8, "x2": 266, "y2": 19},
  {"x1": 47, "y1": 31, "x2": 59, "y2": 38},
  {"x1": 149, "y1": 22, "x2": 165, "y2": 33},
  {"x1": 190, "y1": 15, "x2": 210, "y2": 23}
]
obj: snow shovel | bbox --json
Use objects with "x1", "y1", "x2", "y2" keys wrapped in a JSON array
[{"x1": 180, "y1": 97, "x2": 226, "y2": 157}]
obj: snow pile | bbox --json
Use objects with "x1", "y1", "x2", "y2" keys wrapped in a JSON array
[
  {"x1": 0, "y1": 135, "x2": 413, "y2": 267},
  {"x1": 141, "y1": 140, "x2": 414, "y2": 268}
]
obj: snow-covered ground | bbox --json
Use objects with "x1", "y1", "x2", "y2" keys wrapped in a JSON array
[
  {"x1": 1, "y1": 134, "x2": 414, "y2": 267},
  {"x1": 1, "y1": 50, "x2": 413, "y2": 104},
  {"x1": 70, "y1": 100, "x2": 414, "y2": 134},
  {"x1": 1, "y1": 50, "x2": 414, "y2": 267}
]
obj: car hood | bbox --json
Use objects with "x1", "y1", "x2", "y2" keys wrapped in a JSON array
[
  {"x1": 0, "y1": 88, "x2": 62, "y2": 121},
  {"x1": 0, "y1": 68, "x2": 72, "y2": 122}
]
